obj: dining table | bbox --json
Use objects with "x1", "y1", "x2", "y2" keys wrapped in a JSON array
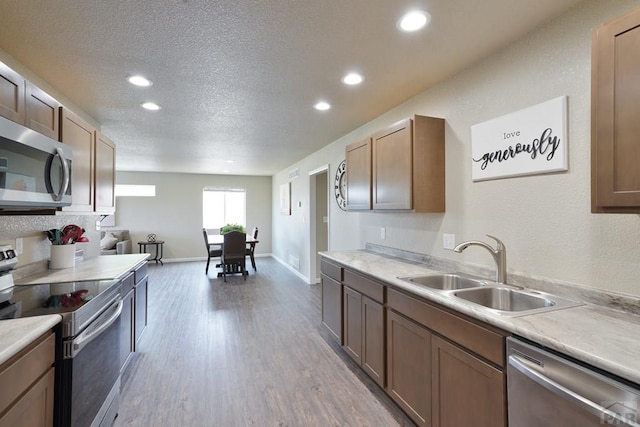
[
  {"x1": 207, "y1": 233, "x2": 259, "y2": 246},
  {"x1": 207, "y1": 233, "x2": 259, "y2": 277}
]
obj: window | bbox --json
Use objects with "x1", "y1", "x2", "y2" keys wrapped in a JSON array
[
  {"x1": 115, "y1": 184, "x2": 156, "y2": 197},
  {"x1": 203, "y1": 188, "x2": 246, "y2": 229}
]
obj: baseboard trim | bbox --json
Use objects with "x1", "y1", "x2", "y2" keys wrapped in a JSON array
[{"x1": 271, "y1": 254, "x2": 312, "y2": 284}]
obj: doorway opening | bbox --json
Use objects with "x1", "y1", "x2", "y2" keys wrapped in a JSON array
[{"x1": 309, "y1": 165, "x2": 329, "y2": 283}]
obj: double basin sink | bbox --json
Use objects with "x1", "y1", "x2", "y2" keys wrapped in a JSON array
[{"x1": 398, "y1": 273, "x2": 581, "y2": 316}]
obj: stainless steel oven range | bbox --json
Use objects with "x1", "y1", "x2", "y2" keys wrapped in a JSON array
[{"x1": 2, "y1": 277, "x2": 123, "y2": 427}]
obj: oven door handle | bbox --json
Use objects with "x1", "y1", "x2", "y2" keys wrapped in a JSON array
[
  {"x1": 72, "y1": 300, "x2": 123, "y2": 356},
  {"x1": 509, "y1": 355, "x2": 640, "y2": 427}
]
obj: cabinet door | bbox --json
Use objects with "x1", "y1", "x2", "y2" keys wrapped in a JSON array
[
  {"x1": 345, "y1": 137, "x2": 372, "y2": 210},
  {"x1": 0, "y1": 368, "x2": 54, "y2": 427},
  {"x1": 120, "y1": 288, "x2": 135, "y2": 373},
  {"x1": 592, "y1": 7, "x2": 640, "y2": 212},
  {"x1": 134, "y1": 276, "x2": 148, "y2": 346},
  {"x1": 343, "y1": 286, "x2": 362, "y2": 364},
  {"x1": 25, "y1": 82, "x2": 59, "y2": 140},
  {"x1": 321, "y1": 274, "x2": 343, "y2": 344},
  {"x1": 372, "y1": 118, "x2": 413, "y2": 210},
  {"x1": 431, "y1": 336, "x2": 506, "y2": 427},
  {"x1": 95, "y1": 132, "x2": 116, "y2": 214},
  {"x1": 0, "y1": 62, "x2": 25, "y2": 125},
  {"x1": 362, "y1": 295, "x2": 384, "y2": 388},
  {"x1": 386, "y1": 310, "x2": 431, "y2": 427},
  {"x1": 60, "y1": 108, "x2": 95, "y2": 212}
]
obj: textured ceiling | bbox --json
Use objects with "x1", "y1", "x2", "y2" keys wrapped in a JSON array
[{"x1": 0, "y1": 0, "x2": 583, "y2": 176}]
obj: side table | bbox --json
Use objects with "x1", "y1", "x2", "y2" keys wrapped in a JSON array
[{"x1": 138, "y1": 240, "x2": 164, "y2": 265}]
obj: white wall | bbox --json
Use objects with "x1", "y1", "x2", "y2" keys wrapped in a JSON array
[
  {"x1": 115, "y1": 171, "x2": 272, "y2": 260},
  {"x1": 272, "y1": 0, "x2": 640, "y2": 296}
]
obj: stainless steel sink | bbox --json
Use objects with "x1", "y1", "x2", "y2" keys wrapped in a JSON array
[
  {"x1": 453, "y1": 287, "x2": 582, "y2": 316},
  {"x1": 399, "y1": 274, "x2": 487, "y2": 291}
]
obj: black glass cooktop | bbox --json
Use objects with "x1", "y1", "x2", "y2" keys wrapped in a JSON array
[{"x1": 0, "y1": 279, "x2": 120, "y2": 320}]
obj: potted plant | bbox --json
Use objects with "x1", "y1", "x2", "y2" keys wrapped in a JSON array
[{"x1": 220, "y1": 223, "x2": 245, "y2": 234}]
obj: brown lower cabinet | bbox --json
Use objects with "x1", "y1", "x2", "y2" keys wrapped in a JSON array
[
  {"x1": 0, "y1": 332, "x2": 55, "y2": 427},
  {"x1": 320, "y1": 259, "x2": 344, "y2": 344},
  {"x1": 319, "y1": 258, "x2": 509, "y2": 427},
  {"x1": 321, "y1": 273, "x2": 343, "y2": 344},
  {"x1": 119, "y1": 261, "x2": 149, "y2": 377},
  {"x1": 386, "y1": 310, "x2": 432, "y2": 426},
  {"x1": 386, "y1": 289, "x2": 508, "y2": 427},
  {"x1": 431, "y1": 336, "x2": 505, "y2": 427},
  {"x1": 342, "y1": 270, "x2": 386, "y2": 388},
  {"x1": 119, "y1": 272, "x2": 135, "y2": 373},
  {"x1": 134, "y1": 263, "x2": 149, "y2": 347}
]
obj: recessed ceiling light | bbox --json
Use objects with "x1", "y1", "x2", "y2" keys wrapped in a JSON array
[
  {"x1": 398, "y1": 10, "x2": 430, "y2": 32},
  {"x1": 314, "y1": 101, "x2": 331, "y2": 111},
  {"x1": 342, "y1": 73, "x2": 364, "y2": 85},
  {"x1": 127, "y1": 75, "x2": 153, "y2": 87},
  {"x1": 226, "y1": 160, "x2": 235, "y2": 163},
  {"x1": 141, "y1": 102, "x2": 161, "y2": 111}
]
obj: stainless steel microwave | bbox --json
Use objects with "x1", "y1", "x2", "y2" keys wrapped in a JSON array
[{"x1": 0, "y1": 115, "x2": 72, "y2": 209}]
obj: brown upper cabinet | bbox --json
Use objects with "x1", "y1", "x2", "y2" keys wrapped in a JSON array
[
  {"x1": 345, "y1": 137, "x2": 372, "y2": 210},
  {"x1": 60, "y1": 108, "x2": 96, "y2": 212},
  {"x1": 0, "y1": 62, "x2": 25, "y2": 124},
  {"x1": 60, "y1": 110, "x2": 117, "y2": 214},
  {"x1": 95, "y1": 132, "x2": 116, "y2": 214},
  {"x1": 373, "y1": 115, "x2": 445, "y2": 212},
  {"x1": 592, "y1": 6, "x2": 640, "y2": 213},
  {"x1": 26, "y1": 82, "x2": 60, "y2": 141},
  {"x1": 0, "y1": 61, "x2": 61, "y2": 141},
  {"x1": 345, "y1": 115, "x2": 445, "y2": 213}
]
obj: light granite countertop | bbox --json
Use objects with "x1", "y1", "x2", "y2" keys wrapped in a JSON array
[
  {"x1": 321, "y1": 249, "x2": 640, "y2": 385},
  {"x1": 1, "y1": 254, "x2": 149, "y2": 364},
  {"x1": 0, "y1": 315, "x2": 60, "y2": 365},
  {"x1": 14, "y1": 253, "x2": 149, "y2": 285}
]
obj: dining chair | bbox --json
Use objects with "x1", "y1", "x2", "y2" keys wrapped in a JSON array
[
  {"x1": 221, "y1": 230, "x2": 247, "y2": 282},
  {"x1": 203, "y1": 228, "x2": 222, "y2": 274},
  {"x1": 246, "y1": 227, "x2": 258, "y2": 271}
]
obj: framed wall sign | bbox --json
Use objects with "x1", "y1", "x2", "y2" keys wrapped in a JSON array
[{"x1": 471, "y1": 96, "x2": 568, "y2": 181}]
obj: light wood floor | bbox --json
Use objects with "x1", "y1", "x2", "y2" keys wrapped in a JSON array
[{"x1": 115, "y1": 258, "x2": 415, "y2": 426}]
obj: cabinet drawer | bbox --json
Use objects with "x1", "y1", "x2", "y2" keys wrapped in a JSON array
[
  {"x1": 0, "y1": 332, "x2": 55, "y2": 413},
  {"x1": 344, "y1": 269, "x2": 384, "y2": 303},
  {"x1": 387, "y1": 288, "x2": 507, "y2": 367},
  {"x1": 320, "y1": 259, "x2": 343, "y2": 282},
  {"x1": 134, "y1": 262, "x2": 148, "y2": 284}
]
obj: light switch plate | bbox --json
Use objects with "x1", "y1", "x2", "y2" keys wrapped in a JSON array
[
  {"x1": 381, "y1": 227, "x2": 386, "y2": 240},
  {"x1": 15, "y1": 238, "x2": 23, "y2": 254},
  {"x1": 443, "y1": 234, "x2": 456, "y2": 250}
]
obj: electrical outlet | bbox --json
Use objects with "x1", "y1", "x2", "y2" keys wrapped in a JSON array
[
  {"x1": 381, "y1": 227, "x2": 386, "y2": 240},
  {"x1": 15, "y1": 238, "x2": 23, "y2": 254},
  {"x1": 95, "y1": 220, "x2": 101, "y2": 231},
  {"x1": 443, "y1": 234, "x2": 456, "y2": 250}
]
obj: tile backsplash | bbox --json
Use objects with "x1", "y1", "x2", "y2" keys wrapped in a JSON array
[{"x1": 0, "y1": 214, "x2": 101, "y2": 273}]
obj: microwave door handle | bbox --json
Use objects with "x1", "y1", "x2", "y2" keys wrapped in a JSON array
[
  {"x1": 46, "y1": 148, "x2": 70, "y2": 201},
  {"x1": 71, "y1": 300, "x2": 123, "y2": 357},
  {"x1": 509, "y1": 355, "x2": 640, "y2": 427},
  {"x1": 54, "y1": 148, "x2": 70, "y2": 201}
]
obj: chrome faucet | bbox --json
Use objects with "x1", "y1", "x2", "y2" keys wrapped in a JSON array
[{"x1": 453, "y1": 235, "x2": 507, "y2": 284}]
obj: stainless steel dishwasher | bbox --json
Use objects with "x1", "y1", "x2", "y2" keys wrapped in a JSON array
[{"x1": 507, "y1": 336, "x2": 640, "y2": 427}]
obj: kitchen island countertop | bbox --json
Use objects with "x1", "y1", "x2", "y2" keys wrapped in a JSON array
[
  {"x1": 321, "y1": 250, "x2": 640, "y2": 385},
  {"x1": 15, "y1": 253, "x2": 149, "y2": 285}
]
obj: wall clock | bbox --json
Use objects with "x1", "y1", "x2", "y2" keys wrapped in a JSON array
[{"x1": 334, "y1": 160, "x2": 347, "y2": 211}]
